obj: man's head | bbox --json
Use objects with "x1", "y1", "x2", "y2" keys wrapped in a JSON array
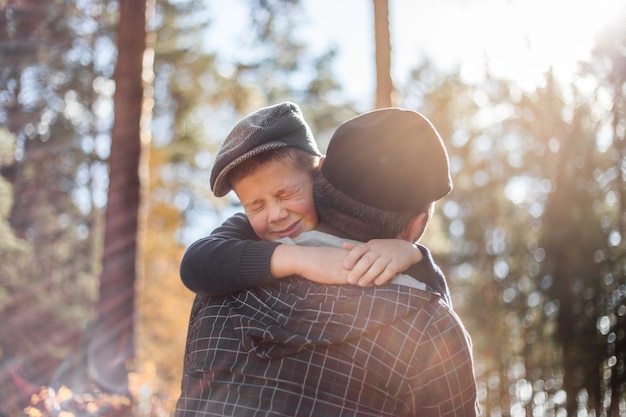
[
  {"x1": 314, "y1": 108, "x2": 452, "y2": 242},
  {"x1": 210, "y1": 102, "x2": 322, "y2": 241}
]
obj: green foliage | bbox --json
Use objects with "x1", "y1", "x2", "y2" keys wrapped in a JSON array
[
  {"x1": 2, "y1": 0, "x2": 625, "y2": 415},
  {"x1": 399, "y1": 22, "x2": 626, "y2": 415},
  {"x1": 0, "y1": 1, "x2": 114, "y2": 412},
  {"x1": 0, "y1": 129, "x2": 30, "y2": 313},
  {"x1": 0, "y1": 129, "x2": 27, "y2": 252}
]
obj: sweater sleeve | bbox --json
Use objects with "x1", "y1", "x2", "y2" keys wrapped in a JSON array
[
  {"x1": 179, "y1": 212, "x2": 281, "y2": 296},
  {"x1": 404, "y1": 244, "x2": 452, "y2": 308}
]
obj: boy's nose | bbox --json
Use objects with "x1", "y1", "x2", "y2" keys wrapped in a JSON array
[{"x1": 268, "y1": 201, "x2": 288, "y2": 222}]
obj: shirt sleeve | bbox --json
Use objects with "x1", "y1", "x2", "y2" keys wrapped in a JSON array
[
  {"x1": 179, "y1": 212, "x2": 281, "y2": 296},
  {"x1": 406, "y1": 305, "x2": 479, "y2": 417}
]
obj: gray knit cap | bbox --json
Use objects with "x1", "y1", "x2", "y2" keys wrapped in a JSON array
[{"x1": 210, "y1": 102, "x2": 322, "y2": 197}]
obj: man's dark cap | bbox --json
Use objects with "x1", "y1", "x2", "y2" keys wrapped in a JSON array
[
  {"x1": 321, "y1": 108, "x2": 452, "y2": 212},
  {"x1": 211, "y1": 102, "x2": 322, "y2": 197}
]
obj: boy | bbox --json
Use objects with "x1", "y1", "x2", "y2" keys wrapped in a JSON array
[{"x1": 180, "y1": 102, "x2": 448, "y2": 303}]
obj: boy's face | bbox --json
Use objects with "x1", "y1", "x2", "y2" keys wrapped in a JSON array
[{"x1": 233, "y1": 159, "x2": 318, "y2": 241}]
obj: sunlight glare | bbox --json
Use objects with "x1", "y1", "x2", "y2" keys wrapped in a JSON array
[
  {"x1": 504, "y1": 0, "x2": 620, "y2": 86},
  {"x1": 395, "y1": 0, "x2": 624, "y2": 88},
  {"x1": 480, "y1": 0, "x2": 617, "y2": 86}
]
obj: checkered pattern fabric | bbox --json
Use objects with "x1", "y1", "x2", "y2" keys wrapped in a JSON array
[{"x1": 175, "y1": 279, "x2": 478, "y2": 417}]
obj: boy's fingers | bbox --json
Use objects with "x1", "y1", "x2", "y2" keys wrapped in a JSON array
[
  {"x1": 347, "y1": 256, "x2": 372, "y2": 284},
  {"x1": 374, "y1": 269, "x2": 396, "y2": 286},
  {"x1": 342, "y1": 243, "x2": 370, "y2": 269},
  {"x1": 346, "y1": 249, "x2": 379, "y2": 284},
  {"x1": 357, "y1": 258, "x2": 390, "y2": 287},
  {"x1": 366, "y1": 260, "x2": 401, "y2": 287}
]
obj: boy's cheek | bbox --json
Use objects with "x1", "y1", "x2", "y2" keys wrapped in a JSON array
[
  {"x1": 294, "y1": 200, "x2": 318, "y2": 226},
  {"x1": 301, "y1": 218, "x2": 317, "y2": 233},
  {"x1": 299, "y1": 207, "x2": 319, "y2": 233},
  {"x1": 246, "y1": 214, "x2": 268, "y2": 239}
]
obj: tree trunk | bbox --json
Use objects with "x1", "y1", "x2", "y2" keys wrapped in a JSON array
[
  {"x1": 373, "y1": 0, "x2": 395, "y2": 108},
  {"x1": 89, "y1": 0, "x2": 147, "y2": 409}
]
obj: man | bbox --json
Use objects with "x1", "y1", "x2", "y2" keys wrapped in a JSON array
[{"x1": 175, "y1": 108, "x2": 478, "y2": 416}]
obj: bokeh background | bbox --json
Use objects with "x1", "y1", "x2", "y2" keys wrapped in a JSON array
[{"x1": 1, "y1": 0, "x2": 625, "y2": 416}]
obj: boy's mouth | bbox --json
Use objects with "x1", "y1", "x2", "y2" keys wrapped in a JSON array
[{"x1": 275, "y1": 220, "x2": 300, "y2": 239}]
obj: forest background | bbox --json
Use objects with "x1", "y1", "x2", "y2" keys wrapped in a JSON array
[{"x1": 0, "y1": 0, "x2": 625, "y2": 416}]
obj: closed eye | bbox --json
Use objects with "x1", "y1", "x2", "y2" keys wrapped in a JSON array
[
  {"x1": 278, "y1": 187, "x2": 300, "y2": 200},
  {"x1": 245, "y1": 201, "x2": 264, "y2": 213}
]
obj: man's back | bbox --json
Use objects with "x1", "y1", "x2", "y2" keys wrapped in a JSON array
[{"x1": 175, "y1": 279, "x2": 477, "y2": 417}]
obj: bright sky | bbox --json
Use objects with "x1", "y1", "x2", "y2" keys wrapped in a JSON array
[
  {"x1": 302, "y1": 0, "x2": 625, "y2": 108},
  {"x1": 206, "y1": 0, "x2": 625, "y2": 108}
]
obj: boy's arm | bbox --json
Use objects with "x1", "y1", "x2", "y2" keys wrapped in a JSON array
[
  {"x1": 341, "y1": 239, "x2": 423, "y2": 286},
  {"x1": 274, "y1": 238, "x2": 425, "y2": 287},
  {"x1": 180, "y1": 214, "x2": 437, "y2": 296},
  {"x1": 270, "y1": 244, "x2": 353, "y2": 285},
  {"x1": 180, "y1": 213, "x2": 353, "y2": 295},
  {"x1": 179, "y1": 212, "x2": 280, "y2": 296}
]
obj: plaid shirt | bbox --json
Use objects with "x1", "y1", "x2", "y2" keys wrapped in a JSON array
[{"x1": 175, "y1": 278, "x2": 478, "y2": 417}]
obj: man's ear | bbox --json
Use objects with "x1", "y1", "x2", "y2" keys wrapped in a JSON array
[
  {"x1": 317, "y1": 155, "x2": 325, "y2": 171},
  {"x1": 399, "y1": 212, "x2": 427, "y2": 242}
]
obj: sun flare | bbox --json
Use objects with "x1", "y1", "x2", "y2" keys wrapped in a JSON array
[
  {"x1": 393, "y1": 0, "x2": 624, "y2": 88},
  {"x1": 466, "y1": 0, "x2": 622, "y2": 85},
  {"x1": 506, "y1": 0, "x2": 620, "y2": 81}
]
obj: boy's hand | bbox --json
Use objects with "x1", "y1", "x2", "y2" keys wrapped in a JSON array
[
  {"x1": 341, "y1": 239, "x2": 423, "y2": 287},
  {"x1": 272, "y1": 244, "x2": 352, "y2": 285},
  {"x1": 295, "y1": 246, "x2": 353, "y2": 284}
]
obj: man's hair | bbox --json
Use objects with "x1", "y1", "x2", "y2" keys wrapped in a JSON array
[
  {"x1": 228, "y1": 147, "x2": 320, "y2": 188},
  {"x1": 313, "y1": 174, "x2": 432, "y2": 242}
]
